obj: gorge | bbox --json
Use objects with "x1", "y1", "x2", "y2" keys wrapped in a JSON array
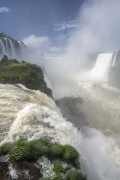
[{"x1": 0, "y1": 33, "x2": 120, "y2": 180}]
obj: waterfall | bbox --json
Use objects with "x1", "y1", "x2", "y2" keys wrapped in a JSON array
[
  {"x1": 112, "y1": 51, "x2": 118, "y2": 67},
  {"x1": 0, "y1": 84, "x2": 81, "y2": 149},
  {"x1": 0, "y1": 39, "x2": 7, "y2": 56},
  {"x1": 9, "y1": 39, "x2": 16, "y2": 58},
  {"x1": 0, "y1": 35, "x2": 28, "y2": 60},
  {"x1": 90, "y1": 53, "x2": 113, "y2": 81}
]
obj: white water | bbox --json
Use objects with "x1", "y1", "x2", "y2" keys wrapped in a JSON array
[
  {"x1": 0, "y1": 84, "x2": 81, "y2": 151},
  {"x1": 112, "y1": 51, "x2": 118, "y2": 67},
  {"x1": 9, "y1": 39, "x2": 16, "y2": 58},
  {"x1": 90, "y1": 53, "x2": 113, "y2": 81},
  {"x1": 0, "y1": 37, "x2": 28, "y2": 60},
  {"x1": 0, "y1": 39, "x2": 7, "y2": 56},
  {"x1": 1, "y1": 79, "x2": 120, "y2": 180}
]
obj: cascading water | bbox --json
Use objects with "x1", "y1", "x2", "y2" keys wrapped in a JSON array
[
  {"x1": 0, "y1": 39, "x2": 7, "y2": 55},
  {"x1": 90, "y1": 53, "x2": 113, "y2": 81},
  {"x1": 112, "y1": 51, "x2": 118, "y2": 67},
  {"x1": 0, "y1": 84, "x2": 81, "y2": 149},
  {"x1": 0, "y1": 34, "x2": 28, "y2": 60}
]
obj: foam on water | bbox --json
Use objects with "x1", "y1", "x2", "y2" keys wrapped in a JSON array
[{"x1": 0, "y1": 84, "x2": 81, "y2": 152}]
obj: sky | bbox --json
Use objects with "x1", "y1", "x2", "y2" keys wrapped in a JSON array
[
  {"x1": 0, "y1": 0, "x2": 85, "y2": 52},
  {"x1": 1, "y1": 0, "x2": 120, "y2": 55}
]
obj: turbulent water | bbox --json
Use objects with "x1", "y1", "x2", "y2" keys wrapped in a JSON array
[
  {"x1": 0, "y1": 84, "x2": 81, "y2": 148},
  {"x1": 73, "y1": 52, "x2": 120, "y2": 180}
]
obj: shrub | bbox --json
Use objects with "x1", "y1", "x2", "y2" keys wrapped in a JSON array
[
  {"x1": 66, "y1": 169, "x2": 87, "y2": 180},
  {"x1": 53, "y1": 175, "x2": 64, "y2": 180},
  {"x1": 53, "y1": 160, "x2": 63, "y2": 174},
  {"x1": 0, "y1": 140, "x2": 80, "y2": 169},
  {"x1": 28, "y1": 139, "x2": 51, "y2": 159},
  {"x1": 0, "y1": 142, "x2": 13, "y2": 156},
  {"x1": 9, "y1": 139, "x2": 31, "y2": 161},
  {"x1": 63, "y1": 145, "x2": 79, "y2": 167},
  {"x1": 50, "y1": 144, "x2": 64, "y2": 158}
]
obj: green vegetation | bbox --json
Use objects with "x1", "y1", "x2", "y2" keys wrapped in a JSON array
[
  {"x1": 0, "y1": 139, "x2": 79, "y2": 167},
  {"x1": 0, "y1": 139, "x2": 87, "y2": 179},
  {"x1": 51, "y1": 144, "x2": 64, "y2": 158},
  {"x1": 53, "y1": 160, "x2": 64, "y2": 174},
  {"x1": 66, "y1": 169, "x2": 87, "y2": 180},
  {"x1": 63, "y1": 145, "x2": 80, "y2": 168},
  {"x1": 0, "y1": 55, "x2": 52, "y2": 97}
]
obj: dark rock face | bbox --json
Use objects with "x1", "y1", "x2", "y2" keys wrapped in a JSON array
[
  {"x1": 0, "y1": 160, "x2": 42, "y2": 180},
  {"x1": 56, "y1": 97, "x2": 84, "y2": 128},
  {"x1": 0, "y1": 33, "x2": 28, "y2": 60}
]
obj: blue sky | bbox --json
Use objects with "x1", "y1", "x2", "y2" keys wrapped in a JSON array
[
  {"x1": 0, "y1": 0, "x2": 85, "y2": 48},
  {"x1": 1, "y1": 0, "x2": 120, "y2": 54}
]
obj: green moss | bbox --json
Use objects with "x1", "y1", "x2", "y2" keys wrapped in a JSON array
[
  {"x1": 53, "y1": 160, "x2": 63, "y2": 174},
  {"x1": 0, "y1": 140, "x2": 80, "y2": 167},
  {"x1": 53, "y1": 175, "x2": 64, "y2": 180},
  {"x1": 51, "y1": 144, "x2": 64, "y2": 158},
  {"x1": 63, "y1": 145, "x2": 80, "y2": 168},
  {"x1": 0, "y1": 139, "x2": 86, "y2": 179},
  {"x1": 0, "y1": 142, "x2": 13, "y2": 156},
  {"x1": 9, "y1": 139, "x2": 31, "y2": 161},
  {"x1": 8, "y1": 62, "x2": 29, "y2": 68},
  {"x1": 65, "y1": 169, "x2": 87, "y2": 180},
  {"x1": 28, "y1": 139, "x2": 51, "y2": 160}
]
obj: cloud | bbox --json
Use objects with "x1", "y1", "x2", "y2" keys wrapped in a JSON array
[
  {"x1": 54, "y1": 20, "x2": 79, "y2": 31},
  {"x1": 50, "y1": 46, "x2": 62, "y2": 52},
  {"x1": 0, "y1": 7, "x2": 10, "y2": 13},
  {"x1": 22, "y1": 34, "x2": 50, "y2": 49},
  {"x1": 66, "y1": 0, "x2": 120, "y2": 55},
  {"x1": 43, "y1": 0, "x2": 120, "y2": 98}
]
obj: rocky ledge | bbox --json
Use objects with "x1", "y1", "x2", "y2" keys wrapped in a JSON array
[{"x1": 0, "y1": 55, "x2": 52, "y2": 97}]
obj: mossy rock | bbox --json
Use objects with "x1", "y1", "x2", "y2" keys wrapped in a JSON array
[
  {"x1": 0, "y1": 56, "x2": 52, "y2": 97},
  {"x1": 9, "y1": 139, "x2": 31, "y2": 161},
  {"x1": 0, "y1": 142, "x2": 13, "y2": 156},
  {"x1": 0, "y1": 139, "x2": 87, "y2": 179},
  {"x1": 50, "y1": 144, "x2": 64, "y2": 158},
  {"x1": 65, "y1": 169, "x2": 87, "y2": 180},
  {"x1": 63, "y1": 145, "x2": 80, "y2": 167},
  {"x1": 53, "y1": 160, "x2": 64, "y2": 174}
]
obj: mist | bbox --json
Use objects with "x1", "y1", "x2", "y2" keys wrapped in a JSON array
[
  {"x1": 42, "y1": 1, "x2": 120, "y2": 180},
  {"x1": 22, "y1": 1, "x2": 120, "y2": 179},
  {"x1": 39, "y1": 0, "x2": 120, "y2": 97}
]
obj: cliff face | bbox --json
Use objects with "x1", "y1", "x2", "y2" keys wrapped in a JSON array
[
  {"x1": 0, "y1": 56, "x2": 52, "y2": 97},
  {"x1": 0, "y1": 33, "x2": 28, "y2": 60}
]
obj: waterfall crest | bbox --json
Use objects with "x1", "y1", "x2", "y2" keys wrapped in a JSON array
[
  {"x1": 90, "y1": 53, "x2": 114, "y2": 81},
  {"x1": 0, "y1": 84, "x2": 81, "y2": 151},
  {"x1": 0, "y1": 33, "x2": 28, "y2": 60}
]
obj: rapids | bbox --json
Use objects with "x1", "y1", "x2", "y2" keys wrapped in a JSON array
[{"x1": 0, "y1": 84, "x2": 81, "y2": 150}]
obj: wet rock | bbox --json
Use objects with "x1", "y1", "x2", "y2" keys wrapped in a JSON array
[{"x1": 0, "y1": 160, "x2": 42, "y2": 180}]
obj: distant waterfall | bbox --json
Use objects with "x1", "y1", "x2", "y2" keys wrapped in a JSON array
[
  {"x1": 0, "y1": 35, "x2": 28, "y2": 60},
  {"x1": 0, "y1": 39, "x2": 7, "y2": 55},
  {"x1": 112, "y1": 51, "x2": 117, "y2": 66},
  {"x1": 9, "y1": 39, "x2": 16, "y2": 58},
  {"x1": 90, "y1": 53, "x2": 114, "y2": 81}
]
